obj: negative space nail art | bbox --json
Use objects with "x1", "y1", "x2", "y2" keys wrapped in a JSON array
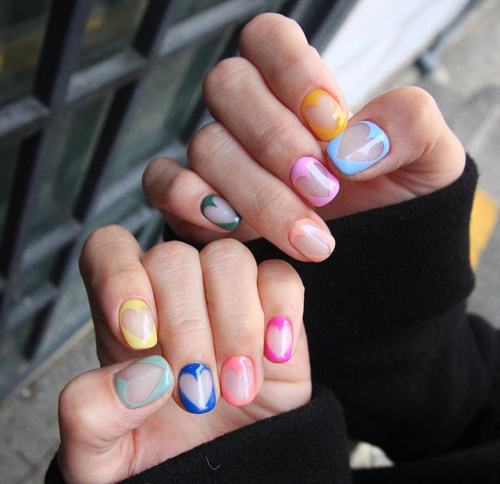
[
  {"x1": 179, "y1": 363, "x2": 216, "y2": 414},
  {"x1": 201, "y1": 195, "x2": 241, "y2": 231}
]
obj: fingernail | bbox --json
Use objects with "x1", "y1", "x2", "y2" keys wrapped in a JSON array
[
  {"x1": 289, "y1": 219, "x2": 335, "y2": 262},
  {"x1": 301, "y1": 89, "x2": 347, "y2": 141},
  {"x1": 115, "y1": 355, "x2": 173, "y2": 409},
  {"x1": 119, "y1": 300, "x2": 157, "y2": 350},
  {"x1": 201, "y1": 195, "x2": 241, "y2": 231},
  {"x1": 221, "y1": 356, "x2": 255, "y2": 406},
  {"x1": 179, "y1": 363, "x2": 216, "y2": 414},
  {"x1": 326, "y1": 121, "x2": 390, "y2": 175},
  {"x1": 265, "y1": 317, "x2": 293, "y2": 363},
  {"x1": 290, "y1": 156, "x2": 339, "y2": 207}
]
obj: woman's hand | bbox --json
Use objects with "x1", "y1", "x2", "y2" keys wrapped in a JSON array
[
  {"x1": 57, "y1": 229, "x2": 310, "y2": 483},
  {"x1": 143, "y1": 13, "x2": 465, "y2": 262}
]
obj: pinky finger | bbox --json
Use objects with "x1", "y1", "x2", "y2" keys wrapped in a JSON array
[{"x1": 143, "y1": 157, "x2": 242, "y2": 233}]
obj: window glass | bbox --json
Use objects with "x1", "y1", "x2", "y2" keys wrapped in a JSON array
[
  {"x1": 75, "y1": 0, "x2": 149, "y2": 71},
  {"x1": 106, "y1": 31, "x2": 231, "y2": 185},
  {"x1": 0, "y1": 0, "x2": 52, "y2": 107},
  {"x1": 171, "y1": 0, "x2": 226, "y2": 24},
  {"x1": 27, "y1": 95, "x2": 112, "y2": 243},
  {"x1": 0, "y1": 143, "x2": 20, "y2": 249}
]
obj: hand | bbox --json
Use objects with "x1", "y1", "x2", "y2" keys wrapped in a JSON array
[
  {"x1": 143, "y1": 13, "x2": 465, "y2": 262},
  {"x1": 57, "y1": 228, "x2": 310, "y2": 483}
]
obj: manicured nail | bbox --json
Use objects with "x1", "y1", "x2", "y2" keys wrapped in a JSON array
[
  {"x1": 221, "y1": 356, "x2": 255, "y2": 406},
  {"x1": 119, "y1": 300, "x2": 157, "y2": 350},
  {"x1": 326, "y1": 121, "x2": 390, "y2": 175},
  {"x1": 115, "y1": 355, "x2": 173, "y2": 409},
  {"x1": 301, "y1": 89, "x2": 347, "y2": 141},
  {"x1": 179, "y1": 363, "x2": 216, "y2": 414},
  {"x1": 289, "y1": 218, "x2": 335, "y2": 262},
  {"x1": 265, "y1": 317, "x2": 293, "y2": 363},
  {"x1": 290, "y1": 156, "x2": 339, "y2": 207},
  {"x1": 201, "y1": 195, "x2": 241, "y2": 231}
]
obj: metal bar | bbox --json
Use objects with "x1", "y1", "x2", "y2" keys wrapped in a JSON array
[
  {"x1": 0, "y1": 97, "x2": 49, "y2": 146},
  {"x1": 20, "y1": 220, "x2": 81, "y2": 271},
  {"x1": 67, "y1": 49, "x2": 147, "y2": 107},
  {"x1": 0, "y1": 0, "x2": 92, "y2": 336},
  {"x1": 159, "y1": 0, "x2": 272, "y2": 56}
]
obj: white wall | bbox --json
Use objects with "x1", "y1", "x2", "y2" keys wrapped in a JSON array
[{"x1": 322, "y1": 0, "x2": 469, "y2": 110}]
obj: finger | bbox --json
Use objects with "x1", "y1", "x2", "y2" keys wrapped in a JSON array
[
  {"x1": 257, "y1": 260, "x2": 305, "y2": 363},
  {"x1": 141, "y1": 241, "x2": 218, "y2": 414},
  {"x1": 189, "y1": 122, "x2": 336, "y2": 263},
  {"x1": 200, "y1": 239, "x2": 264, "y2": 406},
  {"x1": 203, "y1": 58, "x2": 340, "y2": 209},
  {"x1": 239, "y1": 13, "x2": 349, "y2": 141},
  {"x1": 143, "y1": 158, "x2": 243, "y2": 233},
  {"x1": 325, "y1": 87, "x2": 465, "y2": 188},
  {"x1": 58, "y1": 356, "x2": 173, "y2": 483},
  {"x1": 79, "y1": 226, "x2": 159, "y2": 361}
]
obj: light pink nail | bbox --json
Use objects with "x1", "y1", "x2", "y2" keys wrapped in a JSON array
[
  {"x1": 221, "y1": 356, "x2": 255, "y2": 406},
  {"x1": 289, "y1": 218, "x2": 335, "y2": 262},
  {"x1": 290, "y1": 157, "x2": 339, "y2": 207},
  {"x1": 265, "y1": 317, "x2": 293, "y2": 363}
]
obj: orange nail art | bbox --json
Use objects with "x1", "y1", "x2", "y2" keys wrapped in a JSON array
[{"x1": 301, "y1": 89, "x2": 347, "y2": 141}]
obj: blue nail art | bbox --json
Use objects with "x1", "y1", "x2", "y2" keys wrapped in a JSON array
[
  {"x1": 179, "y1": 363, "x2": 216, "y2": 414},
  {"x1": 115, "y1": 355, "x2": 173, "y2": 409},
  {"x1": 326, "y1": 121, "x2": 390, "y2": 175}
]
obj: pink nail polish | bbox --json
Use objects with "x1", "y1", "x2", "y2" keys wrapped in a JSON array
[
  {"x1": 289, "y1": 218, "x2": 335, "y2": 262},
  {"x1": 265, "y1": 317, "x2": 293, "y2": 363},
  {"x1": 221, "y1": 356, "x2": 255, "y2": 406},
  {"x1": 290, "y1": 157, "x2": 339, "y2": 207}
]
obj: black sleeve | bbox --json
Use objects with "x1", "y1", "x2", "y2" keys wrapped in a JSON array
[
  {"x1": 46, "y1": 385, "x2": 353, "y2": 484},
  {"x1": 239, "y1": 156, "x2": 500, "y2": 461}
]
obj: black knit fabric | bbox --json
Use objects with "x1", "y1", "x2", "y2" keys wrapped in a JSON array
[{"x1": 47, "y1": 157, "x2": 500, "y2": 483}]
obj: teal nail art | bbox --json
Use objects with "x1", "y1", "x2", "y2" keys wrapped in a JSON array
[
  {"x1": 201, "y1": 195, "x2": 241, "y2": 231},
  {"x1": 115, "y1": 355, "x2": 173, "y2": 409}
]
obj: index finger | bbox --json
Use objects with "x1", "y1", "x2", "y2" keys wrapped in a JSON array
[{"x1": 239, "y1": 13, "x2": 348, "y2": 141}]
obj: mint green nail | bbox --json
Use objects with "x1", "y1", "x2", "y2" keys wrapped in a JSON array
[{"x1": 115, "y1": 355, "x2": 173, "y2": 409}]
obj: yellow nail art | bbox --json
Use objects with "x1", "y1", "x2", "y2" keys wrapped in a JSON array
[
  {"x1": 301, "y1": 89, "x2": 347, "y2": 141},
  {"x1": 119, "y1": 299, "x2": 157, "y2": 350}
]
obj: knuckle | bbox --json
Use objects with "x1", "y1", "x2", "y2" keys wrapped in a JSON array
[
  {"x1": 162, "y1": 169, "x2": 196, "y2": 212},
  {"x1": 188, "y1": 122, "x2": 226, "y2": 172},
  {"x1": 252, "y1": 181, "x2": 291, "y2": 226},
  {"x1": 169, "y1": 317, "x2": 210, "y2": 347},
  {"x1": 400, "y1": 86, "x2": 440, "y2": 128},
  {"x1": 59, "y1": 378, "x2": 98, "y2": 438},
  {"x1": 144, "y1": 241, "x2": 199, "y2": 269},
  {"x1": 201, "y1": 238, "x2": 253, "y2": 265},
  {"x1": 203, "y1": 57, "x2": 252, "y2": 101},
  {"x1": 241, "y1": 13, "x2": 297, "y2": 44}
]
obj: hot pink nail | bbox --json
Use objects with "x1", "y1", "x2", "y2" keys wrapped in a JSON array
[
  {"x1": 290, "y1": 157, "x2": 339, "y2": 207},
  {"x1": 221, "y1": 356, "x2": 255, "y2": 406},
  {"x1": 265, "y1": 317, "x2": 293, "y2": 363}
]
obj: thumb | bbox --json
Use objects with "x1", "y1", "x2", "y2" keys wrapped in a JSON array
[
  {"x1": 57, "y1": 355, "x2": 173, "y2": 483},
  {"x1": 326, "y1": 86, "x2": 465, "y2": 194}
]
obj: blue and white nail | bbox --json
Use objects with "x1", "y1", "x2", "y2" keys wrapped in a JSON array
[
  {"x1": 179, "y1": 363, "x2": 216, "y2": 414},
  {"x1": 326, "y1": 121, "x2": 390, "y2": 175}
]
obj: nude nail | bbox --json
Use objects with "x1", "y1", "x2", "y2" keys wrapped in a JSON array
[{"x1": 289, "y1": 219, "x2": 335, "y2": 262}]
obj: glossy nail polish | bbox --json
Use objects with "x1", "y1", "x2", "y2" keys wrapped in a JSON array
[
  {"x1": 221, "y1": 356, "x2": 255, "y2": 406},
  {"x1": 289, "y1": 218, "x2": 335, "y2": 262},
  {"x1": 265, "y1": 317, "x2": 293, "y2": 363},
  {"x1": 119, "y1": 300, "x2": 157, "y2": 350},
  {"x1": 326, "y1": 121, "x2": 390, "y2": 175},
  {"x1": 301, "y1": 89, "x2": 347, "y2": 141},
  {"x1": 179, "y1": 363, "x2": 216, "y2": 414},
  {"x1": 115, "y1": 355, "x2": 173, "y2": 409},
  {"x1": 290, "y1": 156, "x2": 339, "y2": 207},
  {"x1": 201, "y1": 195, "x2": 241, "y2": 231}
]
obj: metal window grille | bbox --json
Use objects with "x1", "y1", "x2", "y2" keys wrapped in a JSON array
[{"x1": 0, "y1": 0, "x2": 354, "y2": 399}]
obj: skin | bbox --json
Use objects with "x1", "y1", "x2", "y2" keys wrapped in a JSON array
[{"x1": 58, "y1": 13, "x2": 466, "y2": 483}]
